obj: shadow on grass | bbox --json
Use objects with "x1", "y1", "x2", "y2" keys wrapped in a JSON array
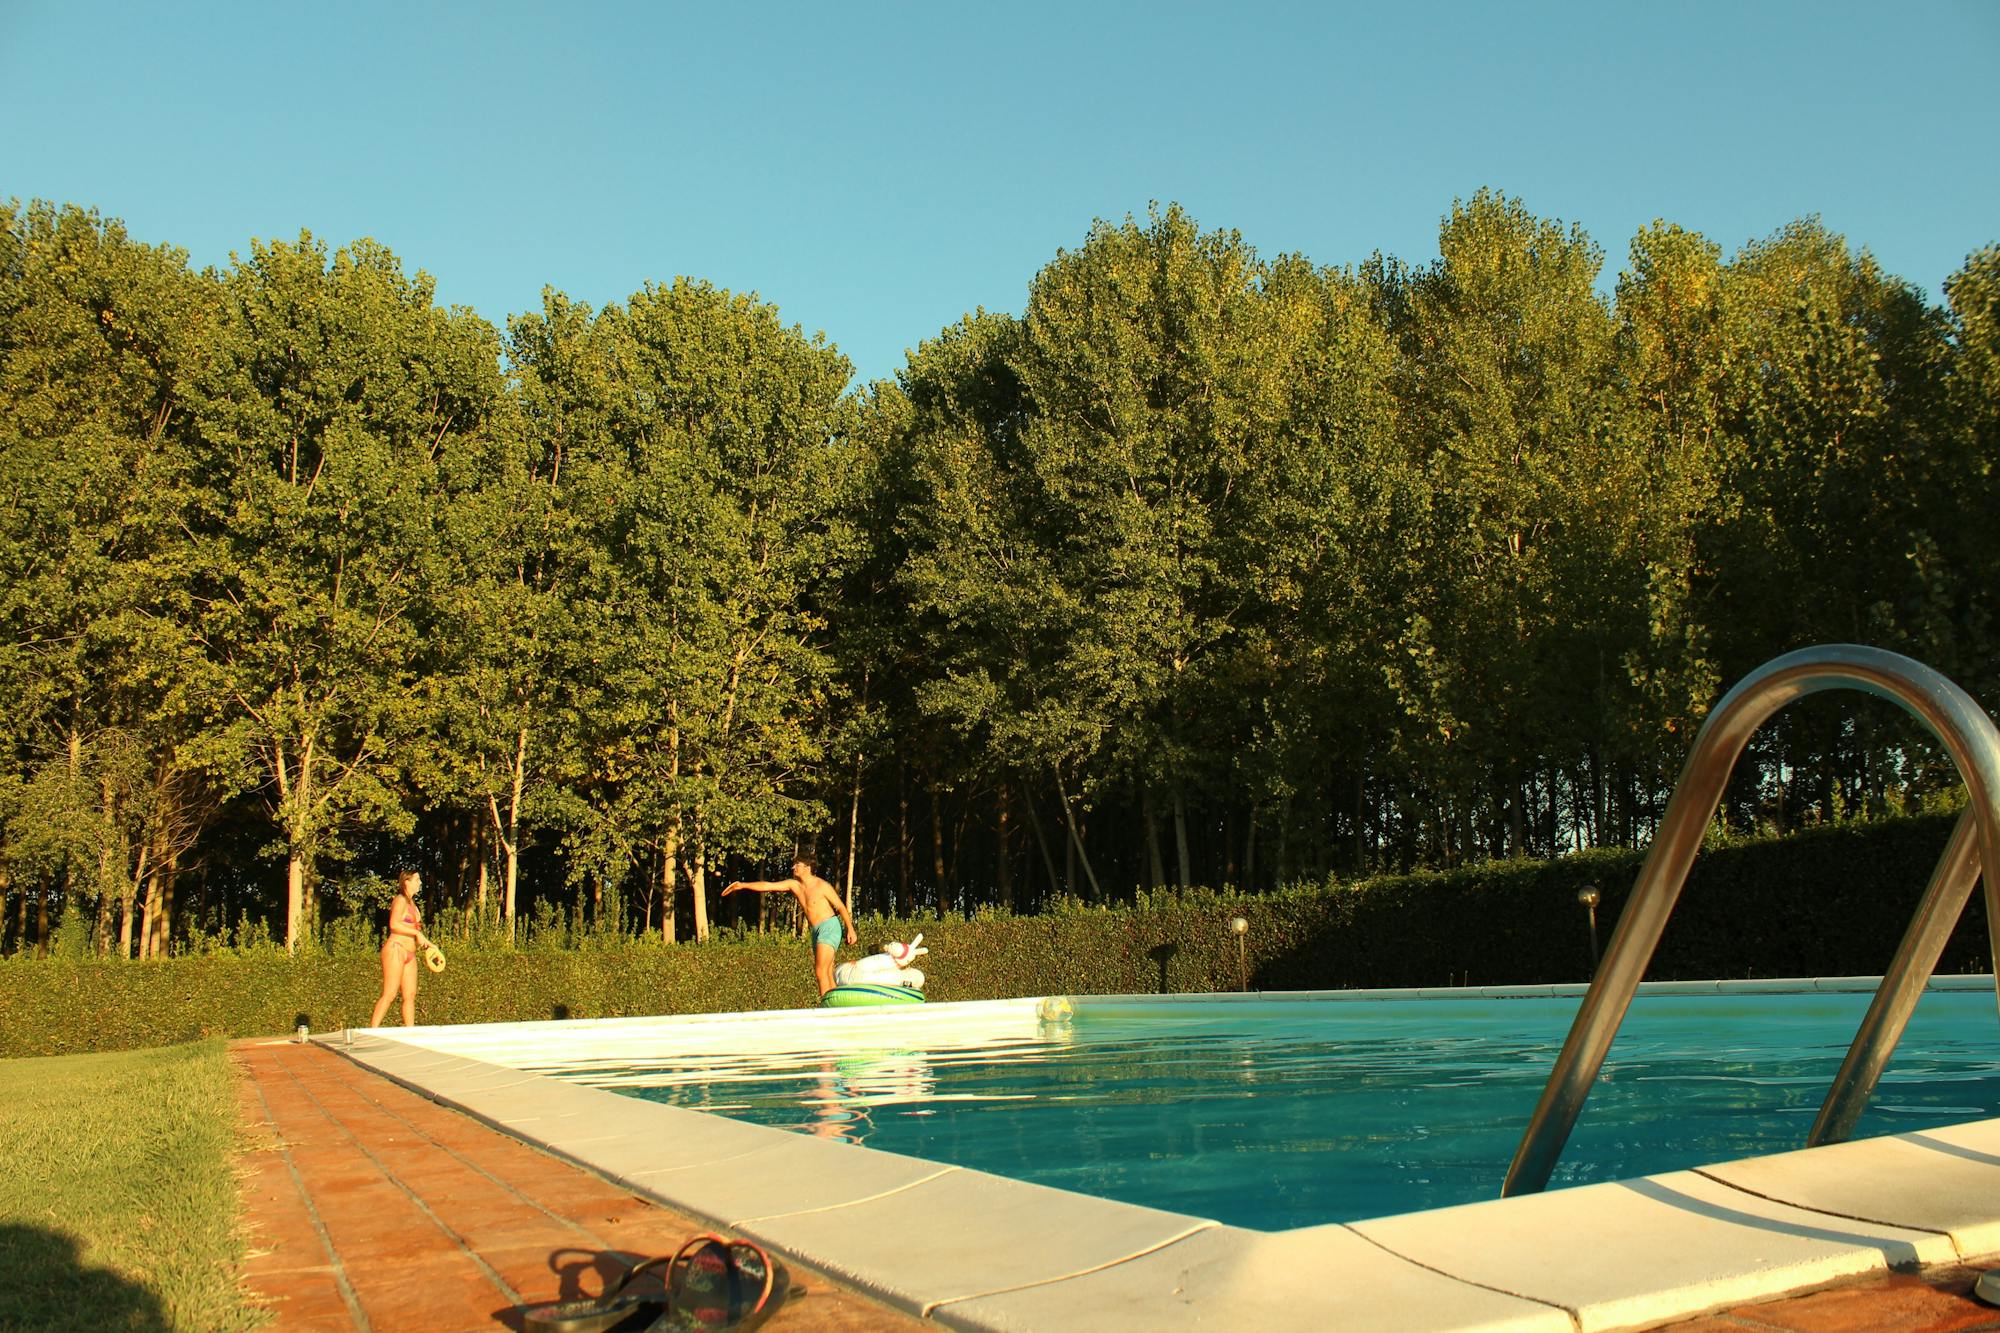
[{"x1": 0, "y1": 1222, "x2": 168, "y2": 1331}]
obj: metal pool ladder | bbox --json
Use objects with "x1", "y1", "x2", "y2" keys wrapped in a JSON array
[{"x1": 1503, "y1": 644, "x2": 2000, "y2": 1198}]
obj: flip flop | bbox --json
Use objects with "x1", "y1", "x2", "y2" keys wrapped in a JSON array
[
  {"x1": 642, "y1": 1233, "x2": 790, "y2": 1331},
  {"x1": 521, "y1": 1254, "x2": 671, "y2": 1333}
]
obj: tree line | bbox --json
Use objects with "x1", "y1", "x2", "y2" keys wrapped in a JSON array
[{"x1": 3, "y1": 192, "x2": 1995, "y2": 957}]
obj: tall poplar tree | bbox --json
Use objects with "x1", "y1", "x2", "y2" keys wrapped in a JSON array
[
  {"x1": 1376, "y1": 191, "x2": 1616, "y2": 859},
  {"x1": 0, "y1": 201, "x2": 219, "y2": 954},
  {"x1": 188, "y1": 235, "x2": 504, "y2": 950},
  {"x1": 581, "y1": 279, "x2": 855, "y2": 938}
]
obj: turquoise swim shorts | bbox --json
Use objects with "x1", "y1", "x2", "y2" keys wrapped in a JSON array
[{"x1": 811, "y1": 916, "x2": 844, "y2": 950}]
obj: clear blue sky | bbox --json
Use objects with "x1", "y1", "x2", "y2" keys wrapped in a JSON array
[{"x1": 5, "y1": 0, "x2": 1995, "y2": 386}]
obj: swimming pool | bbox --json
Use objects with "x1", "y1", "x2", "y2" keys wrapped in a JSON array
[
  {"x1": 340, "y1": 980, "x2": 2000, "y2": 1330},
  {"x1": 503, "y1": 981, "x2": 1999, "y2": 1230}
]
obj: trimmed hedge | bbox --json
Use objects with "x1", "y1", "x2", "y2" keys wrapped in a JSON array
[{"x1": 2, "y1": 812, "x2": 1988, "y2": 1058}]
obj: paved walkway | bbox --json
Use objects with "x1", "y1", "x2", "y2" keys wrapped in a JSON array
[
  {"x1": 1666, "y1": 1263, "x2": 2000, "y2": 1332},
  {"x1": 232, "y1": 1039, "x2": 931, "y2": 1331}
]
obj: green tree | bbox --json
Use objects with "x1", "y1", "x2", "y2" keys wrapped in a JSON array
[
  {"x1": 0, "y1": 201, "x2": 220, "y2": 956},
  {"x1": 1930, "y1": 245, "x2": 2000, "y2": 705},
  {"x1": 186, "y1": 234, "x2": 505, "y2": 951},
  {"x1": 1240, "y1": 254, "x2": 1405, "y2": 880},
  {"x1": 1699, "y1": 220, "x2": 1956, "y2": 823},
  {"x1": 574, "y1": 279, "x2": 855, "y2": 938},
  {"x1": 1373, "y1": 190, "x2": 1617, "y2": 860},
  {"x1": 1601, "y1": 222, "x2": 1729, "y2": 839},
  {"x1": 419, "y1": 290, "x2": 620, "y2": 936}
]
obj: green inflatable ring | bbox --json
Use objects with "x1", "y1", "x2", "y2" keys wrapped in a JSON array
[{"x1": 821, "y1": 983, "x2": 926, "y2": 1008}]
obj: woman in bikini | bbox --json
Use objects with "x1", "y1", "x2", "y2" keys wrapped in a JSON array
[{"x1": 368, "y1": 869, "x2": 435, "y2": 1027}]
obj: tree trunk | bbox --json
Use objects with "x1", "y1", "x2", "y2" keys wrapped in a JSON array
[
  {"x1": 929, "y1": 778, "x2": 947, "y2": 913},
  {"x1": 163, "y1": 853, "x2": 179, "y2": 957},
  {"x1": 1353, "y1": 771, "x2": 1366, "y2": 874},
  {"x1": 273, "y1": 730, "x2": 314, "y2": 955},
  {"x1": 844, "y1": 754, "x2": 863, "y2": 917},
  {"x1": 1054, "y1": 771, "x2": 1104, "y2": 900},
  {"x1": 1508, "y1": 778, "x2": 1526, "y2": 859},
  {"x1": 142, "y1": 861, "x2": 159, "y2": 961},
  {"x1": 1064, "y1": 812, "x2": 1076, "y2": 891},
  {"x1": 1274, "y1": 795, "x2": 1292, "y2": 887},
  {"x1": 1172, "y1": 788, "x2": 1191, "y2": 888},
  {"x1": 285, "y1": 852, "x2": 307, "y2": 955},
  {"x1": 117, "y1": 845, "x2": 138, "y2": 960},
  {"x1": 1022, "y1": 792, "x2": 1062, "y2": 898},
  {"x1": 994, "y1": 783, "x2": 1013, "y2": 910},
  {"x1": 148, "y1": 846, "x2": 177, "y2": 959},
  {"x1": 456, "y1": 812, "x2": 474, "y2": 906},
  {"x1": 57, "y1": 723, "x2": 81, "y2": 952},
  {"x1": 505, "y1": 724, "x2": 528, "y2": 938},
  {"x1": 474, "y1": 817, "x2": 489, "y2": 924},
  {"x1": 1545, "y1": 766, "x2": 1560, "y2": 855},
  {"x1": 690, "y1": 817, "x2": 710, "y2": 943},
  {"x1": 661, "y1": 825, "x2": 680, "y2": 944},
  {"x1": 1224, "y1": 806, "x2": 1237, "y2": 886},
  {"x1": 896, "y1": 762, "x2": 911, "y2": 915},
  {"x1": 845, "y1": 669, "x2": 868, "y2": 915},
  {"x1": 1244, "y1": 812, "x2": 1258, "y2": 892},
  {"x1": 1775, "y1": 741, "x2": 1789, "y2": 833},
  {"x1": 94, "y1": 776, "x2": 118, "y2": 956},
  {"x1": 1593, "y1": 649, "x2": 1609, "y2": 846},
  {"x1": 660, "y1": 713, "x2": 685, "y2": 940},
  {"x1": 1143, "y1": 788, "x2": 1165, "y2": 890},
  {"x1": 949, "y1": 806, "x2": 969, "y2": 907},
  {"x1": 129, "y1": 841, "x2": 154, "y2": 960}
]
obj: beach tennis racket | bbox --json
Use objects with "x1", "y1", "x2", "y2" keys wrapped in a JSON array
[{"x1": 423, "y1": 941, "x2": 447, "y2": 973}]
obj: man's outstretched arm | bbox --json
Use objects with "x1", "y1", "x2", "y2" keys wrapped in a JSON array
[{"x1": 721, "y1": 878, "x2": 800, "y2": 896}]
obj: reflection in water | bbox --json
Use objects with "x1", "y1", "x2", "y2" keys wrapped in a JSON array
[
  {"x1": 802, "y1": 1050, "x2": 937, "y2": 1143},
  {"x1": 803, "y1": 1060, "x2": 865, "y2": 1142}
]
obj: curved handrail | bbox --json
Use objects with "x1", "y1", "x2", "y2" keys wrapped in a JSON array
[
  {"x1": 1501, "y1": 644, "x2": 2000, "y2": 1198},
  {"x1": 1808, "y1": 806, "x2": 1983, "y2": 1145}
]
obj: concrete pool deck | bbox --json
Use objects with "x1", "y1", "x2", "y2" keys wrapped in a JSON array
[{"x1": 311, "y1": 981, "x2": 2000, "y2": 1332}]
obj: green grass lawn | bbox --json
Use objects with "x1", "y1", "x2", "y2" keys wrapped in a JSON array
[{"x1": 0, "y1": 1039, "x2": 266, "y2": 1331}]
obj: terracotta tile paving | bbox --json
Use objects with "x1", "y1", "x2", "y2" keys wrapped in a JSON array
[
  {"x1": 233, "y1": 1038, "x2": 931, "y2": 1332},
  {"x1": 1662, "y1": 1261, "x2": 2000, "y2": 1333}
]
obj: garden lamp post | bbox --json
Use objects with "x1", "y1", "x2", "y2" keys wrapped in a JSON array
[
  {"x1": 1577, "y1": 885, "x2": 1601, "y2": 975},
  {"x1": 1229, "y1": 915, "x2": 1249, "y2": 992}
]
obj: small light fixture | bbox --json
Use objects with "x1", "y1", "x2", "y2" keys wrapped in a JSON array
[
  {"x1": 1577, "y1": 885, "x2": 1602, "y2": 974},
  {"x1": 1228, "y1": 916, "x2": 1249, "y2": 992}
]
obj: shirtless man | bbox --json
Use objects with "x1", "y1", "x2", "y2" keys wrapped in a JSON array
[{"x1": 722, "y1": 857, "x2": 856, "y2": 996}]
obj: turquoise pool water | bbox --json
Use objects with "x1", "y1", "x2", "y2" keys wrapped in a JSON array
[{"x1": 536, "y1": 988, "x2": 1999, "y2": 1230}]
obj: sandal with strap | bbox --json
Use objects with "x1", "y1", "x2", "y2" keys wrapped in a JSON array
[
  {"x1": 641, "y1": 1233, "x2": 789, "y2": 1331},
  {"x1": 521, "y1": 1254, "x2": 672, "y2": 1333}
]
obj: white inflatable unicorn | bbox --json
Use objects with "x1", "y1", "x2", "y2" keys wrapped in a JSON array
[{"x1": 833, "y1": 934, "x2": 928, "y2": 990}]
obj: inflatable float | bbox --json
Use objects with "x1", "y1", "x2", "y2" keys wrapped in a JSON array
[
  {"x1": 821, "y1": 983, "x2": 926, "y2": 1008},
  {"x1": 822, "y1": 935, "x2": 930, "y2": 1007}
]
